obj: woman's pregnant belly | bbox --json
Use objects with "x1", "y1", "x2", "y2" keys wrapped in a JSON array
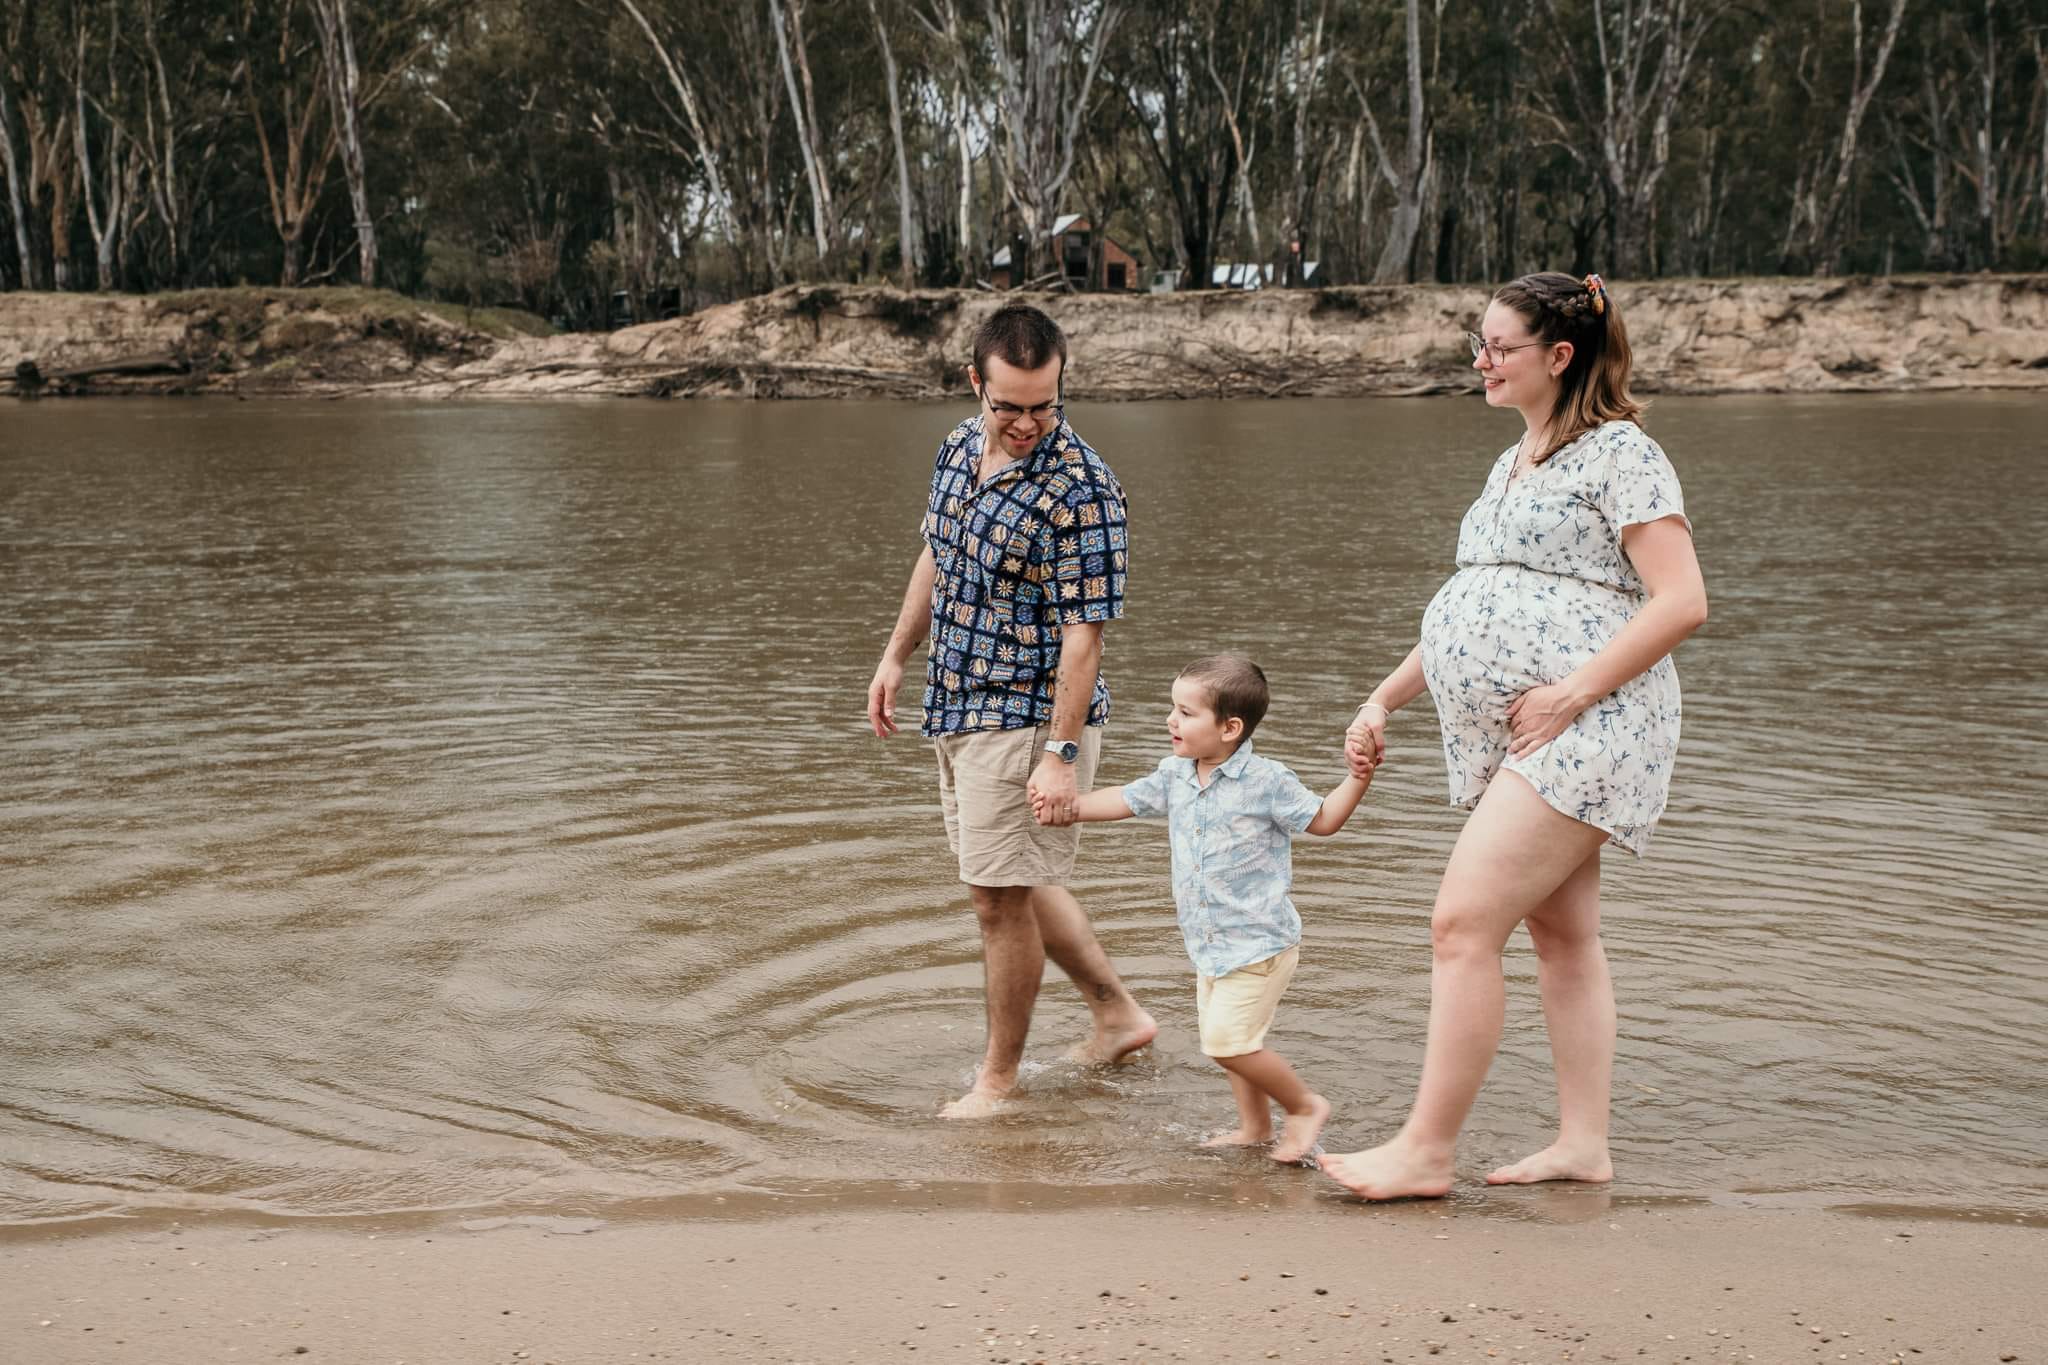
[{"x1": 1419, "y1": 563, "x2": 1642, "y2": 722}]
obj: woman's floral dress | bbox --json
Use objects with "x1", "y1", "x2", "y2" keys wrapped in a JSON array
[{"x1": 1419, "y1": 419, "x2": 1691, "y2": 855}]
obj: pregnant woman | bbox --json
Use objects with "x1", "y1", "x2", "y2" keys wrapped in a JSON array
[{"x1": 1321, "y1": 272, "x2": 1708, "y2": 1200}]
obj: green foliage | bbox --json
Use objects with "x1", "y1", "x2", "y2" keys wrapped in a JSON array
[{"x1": 3, "y1": 0, "x2": 2045, "y2": 307}]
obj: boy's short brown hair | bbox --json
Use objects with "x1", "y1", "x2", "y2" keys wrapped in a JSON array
[{"x1": 1177, "y1": 653, "x2": 1271, "y2": 739}]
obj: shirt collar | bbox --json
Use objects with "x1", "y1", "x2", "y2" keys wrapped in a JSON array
[
  {"x1": 1185, "y1": 740, "x2": 1257, "y2": 787},
  {"x1": 965, "y1": 413, "x2": 1070, "y2": 485}
]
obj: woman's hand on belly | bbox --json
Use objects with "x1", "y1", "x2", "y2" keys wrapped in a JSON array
[{"x1": 1505, "y1": 677, "x2": 1597, "y2": 757}]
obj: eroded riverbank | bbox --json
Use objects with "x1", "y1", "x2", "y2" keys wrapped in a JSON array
[{"x1": 5, "y1": 275, "x2": 2047, "y2": 401}]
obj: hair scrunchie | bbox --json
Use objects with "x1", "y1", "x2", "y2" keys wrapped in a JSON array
[{"x1": 1583, "y1": 273, "x2": 1608, "y2": 316}]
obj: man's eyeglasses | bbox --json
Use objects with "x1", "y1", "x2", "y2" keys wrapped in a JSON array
[
  {"x1": 1466, "y1": 331, "x2": 1548, "y2": 367},
  {"x1": 982, "y1": 391, "x2": 1064, "y2": 426}
]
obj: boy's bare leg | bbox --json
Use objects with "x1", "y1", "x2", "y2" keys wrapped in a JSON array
[
  {"x1": 1202, "y1": 1067, "x2": 1275, "y2": 1147},
  {"x1": 1216, "y1": 1049, "x2": 1330, "y2": 1163},
  {"x1": 1029, "y1": 885, "x2": 1157, "y2": 1063},
  {"x1": 943, "y1": 884, "x2": 1041, "y2": 1119}
]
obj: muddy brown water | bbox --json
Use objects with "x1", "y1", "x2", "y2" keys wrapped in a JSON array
[{"x1": 2, "y1": 394, "x2": 2044, "y2": 1228}]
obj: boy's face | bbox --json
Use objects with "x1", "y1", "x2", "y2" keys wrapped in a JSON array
[{"x1": 1168, "y1": 677, "x2": 1242, "y2": 761}]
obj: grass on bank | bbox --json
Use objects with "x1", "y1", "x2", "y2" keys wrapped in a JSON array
[{"x1": 149, "y1": 286, "x2": 554, "y2": 340}]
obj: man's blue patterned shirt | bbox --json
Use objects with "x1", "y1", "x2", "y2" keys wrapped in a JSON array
[{"x1": 919, "y1": 414, "x2": 1128, "y2": 737}]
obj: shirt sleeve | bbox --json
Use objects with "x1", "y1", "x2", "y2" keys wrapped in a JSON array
[
  {"x1": 1122, "y1": 758, "x2": 1174, "y2": 819},
  {"x1": 1042, "y1": 471, "x2": 1128, "y2": 626},
  {"x1": 920, "y1": 426, "x2": 968, "y2": 548},
  {"x1": 1595, "y1": 425, "x2": 1690, "y2": 536},
  {"x1": 1267, "y1": 766, "x2": 1325, "y2": 836}
]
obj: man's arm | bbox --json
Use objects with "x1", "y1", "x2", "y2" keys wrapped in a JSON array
[
  {"x1": 1304, "y1": 770, "x2": 1373, "y2": 837},
  {"x1": 868, "y1": 546, "x2": 936, "y2": 738},
  {"x1": 1027, "y1": 620, "x2": 1102, "y2": 823}
]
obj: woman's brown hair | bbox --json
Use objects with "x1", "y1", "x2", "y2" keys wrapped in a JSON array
[{"x1": 1493, "y1": 271, "x2": 1643, "y2": 461}]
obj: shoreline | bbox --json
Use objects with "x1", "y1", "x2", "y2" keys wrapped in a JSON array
[
  {"x1": 6, "y1": 275, "x2": 2048, "y2": 402},
  {"x1": 5, "y1": 1192, "x2": 2038, "y2": 1363}
]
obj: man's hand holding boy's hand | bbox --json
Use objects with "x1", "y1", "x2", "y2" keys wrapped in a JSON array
[{"x1": 1028, "y1": 763, "x2": 1078, "y2": 826}]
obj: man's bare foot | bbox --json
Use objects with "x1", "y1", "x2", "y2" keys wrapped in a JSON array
[
  {"x1": 1484, "y1": 1141, "x2": 1613, "y2": 1185},
  {"x1": 1064, "y1": 1009, "x2": 1158, "y2": 1065},
  {"x1": 1201, "y1": 1128, "x2": 1272, "y2": 1149},
  {"x1": 1269, "y1": 1093, "x2": 1331, "y2": 1165},
  {"x1": 1319, "y1": 1137, "x2": 1456, "y2": 1200},
  {"x1": 939, "y1": 1087, "x2": 1013, "y2": 1120}
]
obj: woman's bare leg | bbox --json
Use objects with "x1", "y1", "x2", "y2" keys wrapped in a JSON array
[
  {"x1": 1320, "y1": 772, "x2": 1608, "y2": 1199},
  {"x1": 1487, "y1": 845, "x2": 1615, "y2": 1184}
]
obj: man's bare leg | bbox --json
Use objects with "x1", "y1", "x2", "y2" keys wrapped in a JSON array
[
  {"x1": 1029, "y1": 884, "x2": 1157, "y2": 1063},
  {"x1": 943, "y1": 884, "x2": 1041, "y2": 1118}
]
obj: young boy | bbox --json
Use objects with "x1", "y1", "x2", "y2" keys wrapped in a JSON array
[{"x1": 1034, "y1": 653, "x2": 1372, "y2": 1163}]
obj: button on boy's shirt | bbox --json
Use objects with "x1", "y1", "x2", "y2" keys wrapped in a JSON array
[
  {"x1": 1121, "y1": 741, "x2": 1324, "y2": 978},
  {"x1": 918, "y1": 414, "x2": 1129, "y2": 738}
]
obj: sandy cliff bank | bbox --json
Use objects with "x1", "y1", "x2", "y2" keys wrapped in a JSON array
[{"x1": 6, "y1": 276, "x2": 2048, "y2": 401}]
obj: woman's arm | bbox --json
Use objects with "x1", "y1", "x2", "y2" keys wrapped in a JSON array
[
  {"x1": 1505, "y1": 516, "x2": 1708, "y2": 757},
  {"x1": 1345, "y1": 644, "x2": 1426, "y2": 774}
]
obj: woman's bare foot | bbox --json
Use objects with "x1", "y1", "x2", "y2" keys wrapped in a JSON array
[
  {"x1": 1319, "y1": 1137, "x2": 1456, "y2": 1200},
  {"x1": 1484, "y1": 1141, "x2": 1612, "y2": 1185},
  {"x1": 940, "y1": 1082, "x2": 1014, "y2": 1119},
  {"x1": 1201, "y1": 1127, "x2": 1271, "y2": 1149},
  {"x1": 1269, "y1": 1092, "x2": 1330, "y2": 1165},
  {"x1": 1064, "y1": 1009, "x2": 1158, "y2": 1065}
]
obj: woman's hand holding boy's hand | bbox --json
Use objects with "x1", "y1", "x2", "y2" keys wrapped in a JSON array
[{"x1": 1344, "y1": 705, "x2": 1387, "y2": 779}]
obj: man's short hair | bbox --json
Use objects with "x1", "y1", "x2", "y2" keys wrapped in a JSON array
[
  {"x1": 971, "y1": 303, "x2": 1068, "y2": 382},
  {"x1": 1177, "y1": 654, "x2": 1271, "y2": 739}
]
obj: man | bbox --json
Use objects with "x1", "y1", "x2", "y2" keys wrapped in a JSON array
[{"x1": 867, "y1": 303, "x2": 1156, "y2": 1118}]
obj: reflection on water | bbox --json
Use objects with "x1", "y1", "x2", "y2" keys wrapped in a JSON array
[{"x1": 2, "y1": 394, "x2": 2045, "y2": 1226}]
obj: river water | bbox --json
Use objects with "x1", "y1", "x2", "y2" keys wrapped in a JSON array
[{"x1": 2, "y1": 394, "x2": 2044, "y2": 1229}]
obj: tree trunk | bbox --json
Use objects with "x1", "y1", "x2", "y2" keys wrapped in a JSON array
[
  {"x1": 768, "y1": 0, "x2": 834, "y2": 265},
  {"x1": 866, "y1": 0, "x2": 922, "y2": 287},
  {"x1": 1362, "y1": 0, "x2": 1431, "y2": 283},
  {"x1": 983, "y1": 0, "x2": 1124, "y2": 280},
  {"x1": 310, "y1": 0, "x2": 375, "y2": 287},
  {"x1": 0, "y1": 75, "x2": 34, "y2": 288}
]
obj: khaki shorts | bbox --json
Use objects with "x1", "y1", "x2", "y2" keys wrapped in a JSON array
[
  {"x1": 1196, "y1": 946, "x2": 1300, "y2": 1058},
  {"x1": 933, "y1": 725, "x2": 1103, "y2": 887}
]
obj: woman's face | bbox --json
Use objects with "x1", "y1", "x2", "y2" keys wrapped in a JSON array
[{"x1": 1473, "y1": 300, "x2": 1561, "y2": 414}]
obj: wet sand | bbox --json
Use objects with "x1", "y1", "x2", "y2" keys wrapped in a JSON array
[{"x1": 6, "y1": 1196, "x2": 2038, "y2": 1363}]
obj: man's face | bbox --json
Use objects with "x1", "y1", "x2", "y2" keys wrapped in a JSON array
[{"x1": 971, "y1": 354, "x2": 1064, "y2": 459}]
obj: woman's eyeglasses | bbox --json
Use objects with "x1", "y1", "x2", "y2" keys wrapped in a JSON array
[{"x1": 1466, "y1": 331, "x2": 1548, "y2": 367}]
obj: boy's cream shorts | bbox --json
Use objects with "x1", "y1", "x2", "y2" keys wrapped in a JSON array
[
  {"x1": 933, "y1": 724, "x2": 1103, "y2": 887},
  {"x1": 1196, "y1": 946, "x2": 1300, "y2": 1058}
]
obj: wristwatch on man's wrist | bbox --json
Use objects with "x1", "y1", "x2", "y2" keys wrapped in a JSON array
[{"x1": 1044, "y1": 738, "x2": 1080, "y2": 764}]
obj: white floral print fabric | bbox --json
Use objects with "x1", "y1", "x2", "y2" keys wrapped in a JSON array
[{"x1": 1419, "y1": 419, "x2": 1691, "y2": 856}]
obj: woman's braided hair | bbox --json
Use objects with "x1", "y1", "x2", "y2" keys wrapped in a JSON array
[{"x1": 1493, "y1": 270, "x2": 1642, "y2": 461}]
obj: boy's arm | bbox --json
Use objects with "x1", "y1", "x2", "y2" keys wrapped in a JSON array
[
  {"x1": 1304, "y1": 770, "x2": 1372, "y2": 837},
  {"x1": 1037, "y1": 786, "x2": 1135, "y2": 824}
]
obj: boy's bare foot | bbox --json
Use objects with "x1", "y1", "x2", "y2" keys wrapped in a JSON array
[
  {"x1": 1063, "y1": 1009, "x2": 1158, "y2": 1065},
  {"x1": 1269, "y1": 1092, "x2": 1330, "y2": 1165},
  {"x1": 1484, "y1": 1141, "x2": 1612, "y2": 1185},
  {"x1": 1319, "y1": 1137, "x2": 1456, "y2": 1200},
  {"x1": 1200, "y1": 1128, "x2": 1271, "y2": 1149},
  {"x1": 939, "y1": 1087, "x2": 1011, "y2": 1119}
]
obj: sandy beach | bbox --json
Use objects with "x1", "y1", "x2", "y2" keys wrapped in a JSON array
[{"x1": 6, "y1": 1187, "x2": 2039, "y2": 1364}]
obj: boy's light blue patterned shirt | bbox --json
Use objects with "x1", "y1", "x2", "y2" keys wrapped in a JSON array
[{"x1": 1121, "y1": 741, "x2": 1324, "y2": 978}]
